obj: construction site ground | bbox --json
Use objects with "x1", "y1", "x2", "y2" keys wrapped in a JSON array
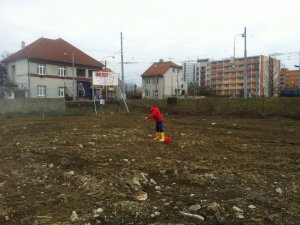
[{"x1": 0, "y1": 113, "x2": 299, "y2": 225}]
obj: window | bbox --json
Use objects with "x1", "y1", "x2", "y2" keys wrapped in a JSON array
[
  {"x1": 37, "y1": 64, "x2": 45, "y2": 75},
  {"x1": 88, "y1": 70, "x2": 93, "y2": 78},
  {"x1": 37, "y1": 85, "x2": 46, "y2": 96},
  {"x1": 11, "y1": 65, "x2": 16, "y2": 76},
  {"x1": 7, "y1": 90, "x2": 14, "y2": 99},
  {"x1": 58, "y1": 67, "x2": 66, "y2": 76},
  {"x1": 77, "y1": 68, "x2": 85, "y2": 77},
  {"x1": 146, "y1": 89, "x2": 150, "y2": 97},
  {"x1": 146, "y1": 78, "x2": 150, "y2": 85},
  {"x1": 58, "y1": 87, "x2": 65, "y2": 97}
]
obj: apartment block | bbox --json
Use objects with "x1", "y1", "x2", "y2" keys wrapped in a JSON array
[
  {"x1": 197, "y1": 55, "x2": 281, "y2": 97},
  {"x1": 280, "y1": 68, "x2": 299, "y2": 90},
  {"x1": 182, "y1": 62, "x2": 197, "y2": 84}
]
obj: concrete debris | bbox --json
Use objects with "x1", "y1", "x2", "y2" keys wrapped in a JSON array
[
  {"x1": 70, "y1": 211, "x2": 79, "y2": 222},
  {"x1": 189, "y1": 204, "x2": 201, "y2": 212},
  {"x1": 207, "y1": 202, "x2": 222, "y2": 213},
  {"x1": 248, "y1": 204, "x2": 256, "y2": 209},
  {"x1": 94, "y1": 208, "x2": 104, "y2": 214},
  {"x1": 173, "y1": 169, "x2": 179, "y2": 176},
  {"x1": 133, "y1": 191, "x2": 148, "y2": 201},
  {"x1": 149, "y1": 178, "x2": 157, "y2": 185},
  {"x1": 179, "y1": 211, "x2": 204, "y2": 221},
  {"x1": 276, "y1": 187, "x2": 283, "y2": 195},
  {"x1": 133, "y1": 173, "x2": 148, "y2": 186},
  {"x1": 154, "y1": 186, "x2": 161, "y2": 191},
  {"x1": 232, "y1": 206, "x2": 243, "y2": 212},
  {"x1": 232, "y1": 206, "x2": 244, "y2": 219},
  {"x1": 160, "y1": 170, "x2": 166, "y2": 175},
  {"x1": 151, "y1": 211, "x2": 161, "y2": 218}
]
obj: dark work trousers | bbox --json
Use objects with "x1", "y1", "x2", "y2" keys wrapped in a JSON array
[{"x1": 155, "y1": 121, "x2": 164, "y2": 132}]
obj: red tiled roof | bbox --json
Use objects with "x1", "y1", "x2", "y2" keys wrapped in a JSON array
[
  {"x1": 101, "y1": 68, "x2": 113, "y2": 72},
  {"x1": 2, "y1": 37, "x2": 104, "y2": 68},
  {"x1": 141, "y1": 61, "x2": 181, "y2": 77}
]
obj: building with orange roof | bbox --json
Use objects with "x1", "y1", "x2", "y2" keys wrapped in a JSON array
[
  {"x1": 141, "y1": 59, "x2": 186, "y2": 99},
  {"x1": 1, "y1": 38, "x2": 104, "y2": 99}
]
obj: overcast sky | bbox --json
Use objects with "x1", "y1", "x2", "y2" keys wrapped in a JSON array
[{"x1": 1, "y1": 0, "x2": 299, "y2": 85}]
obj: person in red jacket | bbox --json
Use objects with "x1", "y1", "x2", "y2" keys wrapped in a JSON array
[{"x1": 144, "y1": 106, "x2": 165, "y2": 142}]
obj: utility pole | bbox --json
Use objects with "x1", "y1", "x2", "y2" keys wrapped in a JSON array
[
  {"x1": 298, "y1": 50, "x2": 300, "y2": 91},
  {"x1": 269, "y1": 56, "x2": 274, "y2": 97},
  {"x1": 120, "y1": 32, "x2": 124, "y2": 95},
  {"x1": 176, "y1": 70, "x2": 179, "y2": 99},
  {"x1": 243, "y1": 27, "x2": 247, "y2": 99},
  {"x1": 193, "y1": 64, "x2": 197, "y2": 99},
  {"x1": 72, "y1": 51, "x2": 75, "y2": 99},
  {"x1": 120, "y1": 32, "x2": 129, "y2": 112}
]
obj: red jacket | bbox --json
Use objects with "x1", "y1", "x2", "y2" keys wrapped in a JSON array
[{"x1": 147, "y1": 106, "x2": 163, "y2": 122}]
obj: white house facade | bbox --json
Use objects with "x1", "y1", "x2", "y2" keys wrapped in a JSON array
[
  {"x1": 141, "y1": 60, "x2": 186, "y2": 99},
  {"x1": 2, "y1": 38, "x2": 104, "y2": 99}
]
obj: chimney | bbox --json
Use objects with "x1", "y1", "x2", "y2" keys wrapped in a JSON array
[
  {"x1": 21, "y1": 41, "x2": 25, "y2": 49},
  {"x1": 159, "y1": 59, "x2": 164, "y2": 63}
]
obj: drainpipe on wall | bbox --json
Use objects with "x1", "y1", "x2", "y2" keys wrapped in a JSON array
[
  {"x1": 155, "y1": 76, "x2": 157, "y2": 99},
  {"x1": 163, "y1": 75, "x2": 165, "y2": 99},
  {"x1": 27, "y1": 57, "x2": 30, "y2": 98}
]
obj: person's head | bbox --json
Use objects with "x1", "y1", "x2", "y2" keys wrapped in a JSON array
[{"x1": 146, "y1": 105, "x2": 152, "y2": 111}]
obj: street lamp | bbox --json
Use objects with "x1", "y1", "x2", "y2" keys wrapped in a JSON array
[
  {"x1": 243, "y1": 27, "x2": 247, "y2": 99},
  {"x1": 233, "y1": 33, "x2": 244, "y2": 61},
  {"x1": 101, "y1": 56, "x2": 115, "y2": 69},
  {"x1": 232, "y1": 33, "x2": 244, "y2": 96},
  {"x1": 295, "y1": 64, "x2": 300, "y2": 91},
  {"x1": 72, "y1": 51, "x2": 75, "y2": 99},
  {"x1": 296, "y1": 49, "x2": 300, "y2": 91},
  {"x1": 231, "y1": 28, "x2": 248, "y2": 98},
  {"x1": 64, "y1": 51, "x2": 76, "y2": 99},
  {"x1": 101, "y1": 56, "x2": 115, "y2": 101}
]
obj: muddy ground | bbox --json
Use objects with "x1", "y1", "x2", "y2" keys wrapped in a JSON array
[{"x1": 0, "y1": 114, "x2": 299, "y2": 225}]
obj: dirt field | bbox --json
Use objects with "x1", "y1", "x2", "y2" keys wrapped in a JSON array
[{"x1": 0, "y1": 114, "x2": 299, "y2": 225}]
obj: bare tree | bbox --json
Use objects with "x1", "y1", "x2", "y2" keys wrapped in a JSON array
[
  {"x1": 263, "y1": 57, "x2": 280, "y2": 97},
  {"x1": 0, "y1": 51, "x2": 13, "y2": 86},
  {"x1": 0, "y1": 63, "x2": 6, "y2": 86},
  {"x1": 1, "y1": 51, "x2": 11, "y2": 60}
]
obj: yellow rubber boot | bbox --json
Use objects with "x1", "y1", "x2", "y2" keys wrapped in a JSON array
[
  {"x1": 153, "y1": 132, "x2": 160, "y2": 140},
  {"x1": 159, "y1": 132, "x2": 165, "y2": 142}
]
